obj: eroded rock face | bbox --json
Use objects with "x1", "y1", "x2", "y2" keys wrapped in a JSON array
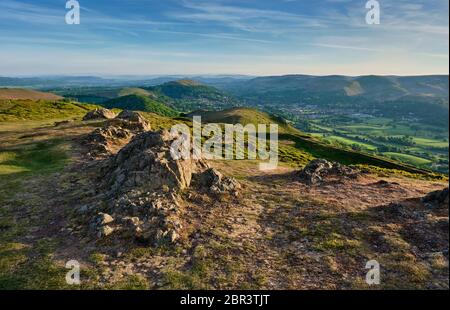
[
  {"x1": 116, "y1": 110, "x2": 149, "y2": 124},
  {"x1": 88, "y1": 130, "x2": 209, "y2": 244},
  {"x1": 102, "y1": 130, "x2": 206, "y2": 196},
  {"x1": 422, "y1": 188, "x2": 449, "y2": 209},
  {"x1": 195, "y1": 168, "x2": 241, "y2": 196},
  {"x1": 298, "y1": 159, "x2": 359, "y2": 185},
  {"x1": 82, "y1": 108, "x2": 116, "y2": 121},
  {"x1": 84, "y1": 128, "x2": 240, "y2": 245},
  {"x1": 91, "y1": 213, "x2": 115, "y2": 237},
  {"x1": 84, "y1": 126, "x2": 133, "y2": 157},
  {"x1": 83, "y1": 112, "x2": 151, "y2": 158}
]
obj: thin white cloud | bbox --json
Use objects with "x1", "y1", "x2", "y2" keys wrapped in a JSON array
[{"x1": 310, "y1": 43, "x2": 381, "y2": 52}]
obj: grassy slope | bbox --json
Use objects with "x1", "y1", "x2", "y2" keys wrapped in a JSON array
[
  {"x1": 186, "y1": 107, "x2": 436, "y2": 175},
  {"x1": 117, "y1": 87, "x2": 152, "y2": 97},
  {"x1": 0, "y1": 99, "x2": 99, "y2": 122},
  {"x1": 0, "y1": 99, "x2": 439, "y2": 177},
  {"x1": 103, "y1": 94, "x2": 178, "y2": 117},
  {"x1": 187, "y1": 107, "x2": 291, "y2": 131}
]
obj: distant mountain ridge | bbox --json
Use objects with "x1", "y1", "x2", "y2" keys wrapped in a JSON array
[
  {"x1": 207, "y1": 74, "x2": 449, "y2": 126},
  {"x1": 217, "y1": 74, "x2": 449, "y2": 102}
]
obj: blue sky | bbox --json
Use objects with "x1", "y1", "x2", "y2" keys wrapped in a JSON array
[{"x1": 0, "y1": 0, "x2": 448, "y2": 76}]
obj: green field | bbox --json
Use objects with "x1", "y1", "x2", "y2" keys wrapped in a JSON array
[
  {"x1": 382, "y1": 152, "x2": 432, "y2": 166},
  {"x1": 302, "y1": 116, "x2": 449, "y2": 173},
  {"x1": 315, "y1": 134, "x2": 378, "y2": 151},
  {"x1": 413, "y1": 137, "x2": 449, "y2": 148}
]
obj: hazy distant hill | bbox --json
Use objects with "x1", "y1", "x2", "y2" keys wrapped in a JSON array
[
  {"x1": 209, "y1": 75, "x2": 449, "y2": 126},
  {"x1": 0, "y1": 88, "x2": 62, "y2": 101},
  {"x1": 218, "y1": 74, "x2": 449, "y2": 102}
]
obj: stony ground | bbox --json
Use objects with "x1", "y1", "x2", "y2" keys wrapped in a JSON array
[{"x1": 0, "y1": 119, "x2": 448, "y2": 289}]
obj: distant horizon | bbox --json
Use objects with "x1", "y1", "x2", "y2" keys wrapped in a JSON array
[{"x1": 2, "y1": 72, "x2": 449, "y2": 79}]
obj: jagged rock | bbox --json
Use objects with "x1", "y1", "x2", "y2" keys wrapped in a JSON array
[
  {"x1": 122, "y1": 216, "x2": 141, "y2": 227},
  {"x1": 116, "y1": 110, "x2": 148, "y2": 123},
  {"x1": 91, "y1": 130, "x2": 209, "y2": 245},
  {"x1": 298, "y1": 159, "x2": 359, "y2": 185},
  {"x1": 102, "y1": 130, "x2": 206, "y2": 196},
  {"x1": 82, "y1": 108, "x2": 116, "y2": 121},
  {"x1": 98, "y1": 225, "x2": 114, "y2": 237},
  {"x1": 85, "y1": 130, "x2": 240, "y2": 246},
  {"x1": 83, "y1": 112, "x2": 151, "y2": 157},
  {"x1": 95, "y1": 213, "x2": 114, "y2": 225},
  {"x1": 91, "y1": 213, "x2": 115, "y2": 238},
  {"x1": 422, "y1": 188, "x2": 449, "y2": 209},
  {"x1": 119, "y1": 216, "x2": 142, "y2": 237},
  {"x1": 195, "y1": 168, "x2": 241, "y2": 195}
]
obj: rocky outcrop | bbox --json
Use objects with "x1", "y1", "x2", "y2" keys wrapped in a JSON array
[
  {"x1": 82, "y1": 108, "x2": 116, "y2": 121},
  {"x1": 298, "y1": 159, "x2": 359, "y2": 185},
  {"x1": 83, "y1": 111, "x2": 151, "y2": 158},
  {"x1": 101, "y1": 130, "x2": 206, "y2": 196},
  {"x1": 116, "y1": 110, "x2": 149, "y2": 124},
  {"x1": 86, "y1": 130, "x2": 209, "y2": 244},
  {"x1": 422, "y1": 188, "x2": 449, "y2": 209},
  {"x1": 194, "y1": 168, "x2": 241, "y2": 196},
  {"x1": 91, "y1": 213, "x2": 115, "y2": 237},
  {"x1": 83, "y1": 127, "x2": 241, "y2": 245}
]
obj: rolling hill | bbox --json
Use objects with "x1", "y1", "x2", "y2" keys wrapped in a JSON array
[
  {"x1": 146, "y1": 79, "x2": 241, "y2": 112},
  {"x1": 216, "y1": 75, "x2": 449, "y2": 102},
  {"x1": 186, "y1": 107, "x2": 291, "y2": 131},
  {"x1": 186, "y1": 107, "x2": 434, "y2": 174},
  {"x1": 0, "y1": 88, "x2": 63, "y2": 101},
  {"x1": 0, "y1": 99, "x2": 98, "y2": 122},
  {"x1": 208, "y1": 75, "x2": 449, "y2": 126},
  {"x1": 49, "y1": 80, "x2": 241, "y2": 112},
  {"x1": 102, "y1": 94, "x2": 178, "y2": 117}
]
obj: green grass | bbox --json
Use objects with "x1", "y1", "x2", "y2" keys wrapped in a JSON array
[
  {"x1": 0, "y1": 237, "x2": 80, "y2": 290},
  {"x1": 186, "y1": 107, "x2": 293, "y2": 133},
  {"x1": 103, "y1": 94, "x2": 178, "y2": 117},
  {"x1": 320, "y1": 135, "x2": 377, "y2": 151},
  {"x1": 0, "y1": 99, "x2": 99, "y2": 122},
  {"x1": 413, "y1": 137, "x2": 449, "y2": 148},
  {"x1": 305, "y1": 116, "x2": 448, "y2": 173},
  {"x1": 383, "y1": 152, "x2": 432, "y2": 166},
  {"x1": 0, "y1": 140, "x2": 69, "y2": 175}
]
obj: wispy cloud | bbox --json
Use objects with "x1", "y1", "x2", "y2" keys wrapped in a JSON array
[
  {"x1": 310, "y1": 43, "x2": 381, "y2": 52},
  {"x1": 0, "y1": 0, "x2": 447, "y2": 75}
]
